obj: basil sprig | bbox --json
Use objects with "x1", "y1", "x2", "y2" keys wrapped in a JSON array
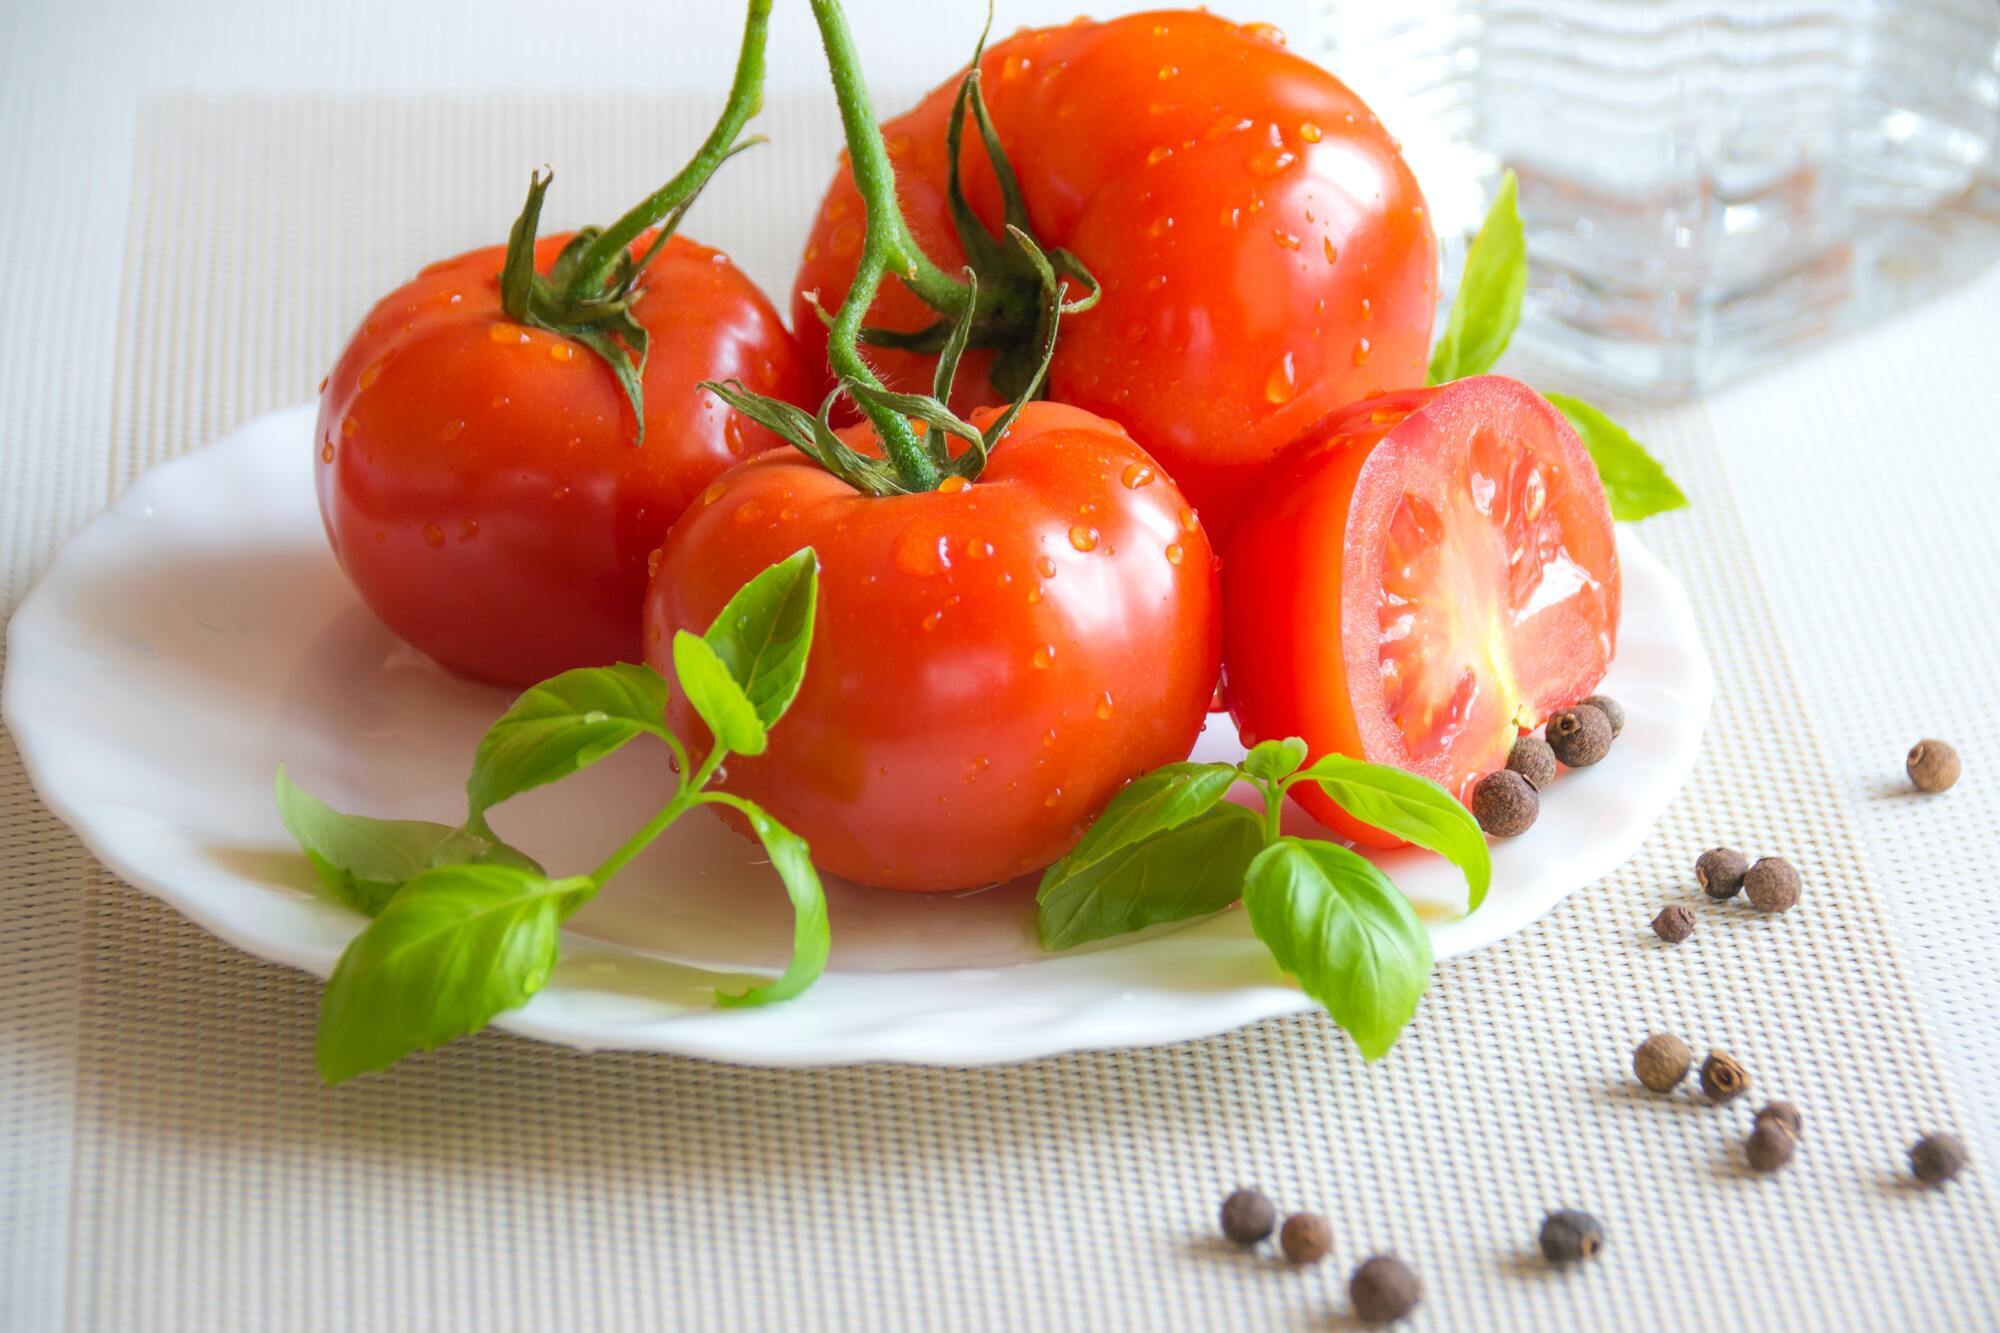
[
  {"x1": 1427, "y1": 169, "x2": 1688, "y2": 522},
  {"x1": 279, "y1": 548, "x2": 829, "y2": 1084},
  {"x1": 1037, "y1": 741, "x2": 1488, "y2": 1059}
]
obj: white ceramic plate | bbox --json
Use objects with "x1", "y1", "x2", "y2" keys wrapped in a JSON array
[{"x1": 4, "y1": 403, "x2": 1710, "y2": 1066}]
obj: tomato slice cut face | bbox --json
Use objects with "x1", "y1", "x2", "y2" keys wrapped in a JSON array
[{"x1": 1223, "y1": 376, "x2": 1621, "y2": 847}]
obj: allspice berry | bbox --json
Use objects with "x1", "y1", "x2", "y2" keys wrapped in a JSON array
[
  {"x1": 1472, "y1": 769, "x2": 1539, "y2": 837},
  {"x1": 1747, "y1": 1123, "x2": 1796, "y2": 1173},
  {"x1": 1581, "y1": 694, "x2": 1625, "y2": 738},
  {"x1": 1696, "y1": 846, "x2": 1750, "y2": 900},
  {"x1": 1279, "y1": 1211, "x2": 1332, "y2": 1264},
  {"x1": 1755, "y1": 1101, "x2": 1804, "y2": 1141},
  {"x1": 1538, "y1": 1209, "x2": 1604, "y2": 1264},
  {"x1": 1506, "y1": 735, "x2": 1558, "y2": 790},
  {"x1": 1743, "y1": 857, "x2": 1801, "y2": 913},
  {"x1": 1220, "y1": 1187, "x2": 1276, "y2": 1244},
  {"x1": 1350, "y1": 1254, "x2": 1421, "y2": 1324},
  {"x1": 1546, "y1": 706, "x2": 1614, "y2": 768},
  {"x1": 1651, "y1": 904, "x2": 1696, "y2": 944},
  {"x1": 1906, "y1": 739, "x2": 1961, "y2": 794},
  {"x1": 1910, "y1": 1133, "x2": 1969, "y2": 1185},
  {"x1": 1634, "y1": 1033, "x2": 1693, "y2": 1092},
  {"x1": 1700, "y1": 1050, "x2": 1751, "y2": 1102}
]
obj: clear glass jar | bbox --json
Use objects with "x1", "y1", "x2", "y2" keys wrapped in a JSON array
[{"x1": 1313, "y1": 0, "x2": 2000, "y2": 397}]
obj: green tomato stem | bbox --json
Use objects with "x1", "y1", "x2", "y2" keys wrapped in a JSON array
[
  {"x1": 808, "y1": 0, "x2": 964, "y2": 491},
  {"x1": 569, "y1": 0, "x2": 775, "y2": 292}
]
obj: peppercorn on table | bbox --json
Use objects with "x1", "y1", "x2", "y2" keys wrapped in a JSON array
[{"x1": 4, "y1": 4, "x2": 1999, "y2": 1328}]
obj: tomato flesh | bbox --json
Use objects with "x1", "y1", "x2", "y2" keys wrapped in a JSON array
[
  {"x1": 1222, "y1": 376, "x2": 1620, "y2": 845},
  {"x1": 643, "y1": 402, "x2": 1221, "y2": 892}
]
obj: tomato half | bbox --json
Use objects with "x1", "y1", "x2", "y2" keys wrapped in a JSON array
[
  {"x1": 1222, "y1": 376, "x2": 1621, "y2": 846},
  {"x1": 793, "y1": 9, "x2": 1436, "y2": 539},
  {"x1": 643, "y1": 402, "x2": 1220, "y2": 892},
  {"x1": 316, "y1": 231, "x2": 810, "y2": 687}
]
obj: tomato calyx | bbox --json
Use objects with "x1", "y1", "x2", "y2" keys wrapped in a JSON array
[
  {"x1": 844, "y1": 18, "x2": 1100, "y2": 400},
  {"x1": 492, "y1": 0, "x2": 773, "y2": 446}
]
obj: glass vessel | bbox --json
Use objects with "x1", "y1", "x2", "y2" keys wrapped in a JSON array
[{"x1": 1313, "y1": 0, "x2": 2000, "y2": 397}]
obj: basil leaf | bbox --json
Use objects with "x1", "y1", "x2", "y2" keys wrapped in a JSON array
[
  {"x1": 1241, "y1": 737, "x2": 1309, "y2": 784},
  {"x1": 1544, "y1": 392, "x2": 1690, "y2": 522},
  {"x1": 276, "y1": 767, "x2": 536, "y2": 917},
  {"x1": 315, "y1": 863, "x2": 594, "y2": 1084},
  {"x1": 1037, "y1": 803, "x2": 1266, "y2": 951},
  {"x1": 1048, "y1": 761, "x2": 1240, "y2": 880},
  {"x1": 1427, "y1": 169, "x2": 1525, "y2": 385},
  {"x1": 1288, "y1": 754, "x2": 1491, "y2": 912},
  {"x1": 465, "y1": 663, "x2": 672, "y2": 819},
  {"x1": 1243, "y1": 838, "x2": 1433, "y2": 1060},
  {"x1": 702, "y1": 547, "x2": 819, "y2": 728},
  {"x1": 711, "y1": 798, "x2": 830, "y2": 1007},
  {"x1": 672, "y1": 630, "x2": 767, "y2": 756}
]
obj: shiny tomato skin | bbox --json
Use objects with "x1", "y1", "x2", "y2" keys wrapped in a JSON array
[
  {"x1": 643, "y1": 403, "x2": 1220, "y2": 892},
  {"x1": 317, "y1": 231, "x2": 810, "y2": 687},
  {"x1": 1222, "y1": 376, "x2": 1621, "y2": 846},
  {"x1": 793, "y1": 9, "x2": 1437, "y2": 538}
]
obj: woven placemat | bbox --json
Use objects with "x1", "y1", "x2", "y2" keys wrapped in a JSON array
[{"x1": 1, "y1": 92, "x2": 1994, "y2": 1329}]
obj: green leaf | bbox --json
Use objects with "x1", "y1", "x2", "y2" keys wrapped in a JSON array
[
  {"x1": 1048, "y1": 761, "x2": 1241, "y2": 880},
  {"x1": 1241, "y1": 737, "x2": 1309, "y2": 784},
  {"x1": 465, "y1": 663, "x2": 672, "y2": 819},
  {"x1": 672, "y1": 631, "x2": 767, "y2": 756},
  {"x1": 275, "y1": 767, "x2": 535, "y2": 917},
  {"x1": 711, "y1": 798, "x2": 830, "y2": 1007},
  {"x1": 700, "y1": 547, "x2": 820, "y2": 728},
  {"x1": 315, "y1": 863, "x2": 594, "y2": 1084},
  {"x1": 1428, "y1": 169, "x2": 1526, "y2": 385},
  {"x1": 1544, "y1": 392, "x2": 1690, "y2": 522},
  {"x1": 1037, "y1": 804, "x2": 1266, "y2": 951},
  {"x1": 1242, "y1": 838, "x2": 1433, "y2": 1060},
  {"x1": 1288, "y1": 755, "x2": 1492, "y2": 913}
]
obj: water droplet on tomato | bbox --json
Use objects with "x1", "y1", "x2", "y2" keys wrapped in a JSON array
[
  {"x1": 1036, "y1": 555, "x2": 1058, "y2": 578},
  {"x1": 1274, "y1": 228, "x2": 1301, "y2": 250},
  {"x1": 1370, "y1": 408, "x2": 1408, "y2": 425},
  {"x1": 422, "y1": 522, "x2": 444, "y2": 549},
  {"x1": 1033, "y1": 644, "x2": 1056, "y2": 669},
  {"x1": 340, "y1": 415, "x2": 359, "y2": 438},
  {"x1": 701, "y1": 481, "x2": 727, "y2": 505},
  {"x1": 1146, "y1": 145, "x2": 1173, "y2": 166},
  {"x1": 828, "y1": 219, "x2": 863, "y2": 258},
  {"x1": 1045, "y1": 787, "x2": 1064, "y2": 807},
  {"x1": 319, "y1": 440, "x2": 334, "y2": 463},
  {"x1": 1264, "y1": 352, "x2": 1297, "y2": 404},
  {"x1": 1043, "y1": 728, "x2": 1058, "y2": 747},
  {"x1": 1247, "y1": 146, "x2": 1296, "y2": 177},
  {"x1": 1145, "y1": 274, "x2": 1168, "y2": 292},
  {"x1": 1002, "y1": 54, "x2": 1031, "y2": 79},
  {"x1": 923, "y1": 610, "x2": 942, "y2": 631},
  {"x1": 893, "y1": 525, "x2": 951, "y2": 575},
  {"x1": 1027, "y1": 586, "x2": 1043, "y2": 605},
  {"x1": 938, "y1": 475, "x2": 970, "y2": 493},
  {"x1": 1147, "y1": 215, "x2": 1174, "y2": 240},
  {"x1": 1068, "y1": 524, "x2": 1099, "y2": 552},
  {"x1": 1179, "y1": 505, "x2": 1198, "y2": 532},
  {"x1": 442, "y1": 419, "x2": 464, "y2": 440},
  {"x1": 735, "y1": 500, "x2": 765, "y2": 525},
  {"x1": 1240, "y1": 20, "x2": 1286, "y2": 44},
  {"x1": 1360, "y1": 297, "x2": 1373, "y2": 320},
  {"x1": 1165, "y1": 542, "x2": 1185, "y2": 565},
  {"x1": 1121, "y1": 462, "x2": 1155, "y2": 489},
  {"x1": 549, "y1": 342, "x2": 575, "y2": 363},
  {"x1": 1299, "y1": 120, "x2": 1323, "y2": 142},
  {"x1": 1095, "y1": 692, "x2": 1115, "y2": 720},
  {"x1": 316, "y1": 374, "x2": 329, "y2": 394},
  {"x1": 966, "y1": 539, "x2": 995, "y2": 561},
  {"x1": 1354, "y1": 338, "x2": 1372, "y2": 366},
  {"x1": 1219, "y1": 206, "x2": 1240, "y2": 228},
  {"x1": 488, "y1": 322, "x2": 529, "y2": 344},
  {"x1": 647, "y1": 549, "x2": 662, "y2": 577},
  {"x1": 1157, "y1": 63, "x2": 1179, "y2": 79}
]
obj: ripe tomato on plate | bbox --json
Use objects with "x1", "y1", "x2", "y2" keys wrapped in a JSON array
[
  {"x1": 316, "y1": 231, "x2": 809, "y2": 688},
  {"x1": 792, "y1": 9, "x2": 1437, "y2": 538},
  {"x1": 1222, "y1": 376, "x2": 1621, "y2": 846},
  {"x1": 643, "y1": 401, "x2": 1220, "y2": 892}
]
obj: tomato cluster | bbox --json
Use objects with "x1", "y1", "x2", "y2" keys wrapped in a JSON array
[{"x1": 315, "y1": 5, "x2": 1620, "y2": 894}]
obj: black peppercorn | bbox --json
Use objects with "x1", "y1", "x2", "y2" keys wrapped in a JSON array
[
  {"x1": 1910, "y1": 1133, "x2": 1969, "y2": 1185},
  {"x1": 1350, "y1": 1254, "x2": 1421, "y2": 1323},
  {"x1": 1700, "y1": 1050, "x2": 1751, "y2": 1102},
  {"x1": 1220, "y1": 1187, "x2": 1276, "y2": 1244},
  {"x1": 1538, "y1": 1209, "x2": 1603, "y2": 1263},
  {"x1": 1581, "y1": 694, "x2": 1625, "y2": 738},
  {"x1": 1506, "y1": 735, "x2": 1558, "y2": 790},
  {"x1": 1906, "y1": 739, "x2": 1960, "y2": 794},
  {"x1": 1472, "y1": 769, "x2": 1539, "y2": 837},
  {"x1": 1651, "y1": 904, "x2": 1696, "y2": 944},
  {"x1": 1743, "y1": 857, "x2": 1801, "y2": 913},
  {"x1": 1633, "y1": 1033, "x2": 1692, "y2": 1092},
  {"x1": 1748, "y1": 1123, "x2": 1796, "y2": 1173},
  {"x1": 1696, "y1": 846, "x2": 1750, "y2": 900},
  {"x1": 1280, "y1": 1211, "x2": 1332, "y2": 1264},
  {"x1": 1546, "y1": 706, "x2": 1613, "y2": 768},
  {"x1": 1755, "y1": 1101, "x2": 1803, "y2": 1141}
]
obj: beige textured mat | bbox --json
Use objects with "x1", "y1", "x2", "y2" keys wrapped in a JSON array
[{"x1": 1, "y1": 93, "x2": 1993, "y2": 1329}]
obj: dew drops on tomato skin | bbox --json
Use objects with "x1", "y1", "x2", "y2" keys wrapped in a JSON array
[
  {"x1": 458, "y1": 517, "x2": 479, "y2": 542},
  {"x1": 1299, "y1": 120, "x2": 1323, "y2": 143},
  {"x1": 1240, "y1": 19, "x2": 1286, "y2": 44},
  {"x1": 319, "y1": 440, "x2": 335, "y2": 463},
  {"x1": 340, "y1": 415, "x2": 359, "y2": 438},
  {"x1": 1264, "y1": 352, "x2": 1297, "y2": 405},
  {"x1": 442, "y1": 419, "x2": 465, "y2": 441},
  {"x1": 894, "y1": 525, "x2": 952, "y2": 576},
  {"x1": 1096, "y1": 692, "x2": 1115, "y2": 720},
  {"x1": 1145, "y1": 274, "x2": 1168, "y2": 292},
  {"x1": 1157, "y1": 63, "x2": 1179, "y2": 79},
  {"x1": 938, "y1": 475, "x2": 970, "y2": 493},
  {"x1": 358, "y1": 360, "x2": 386, "y2": 390},
  {"x1": 1146, "y1": 144, "x2": 1174, "y2": 166},
  {"x1": 317, "y1": 374, "x2": 329, "y2": 394},
  {"x1": 1069, "y1": 524, "x2": 1099, "y2": 552},
  {"x1": 1178, "y1": 505, "x2": 1199, "y2": 532},
  {"x1": 1033, "y1": 643, "x2": 1057, "y2": 669},
  {"x1": 647, "y1": 549, "x2": 663, "y2": 578},
  {"x1": 421, "y1": 522, "x2": 445, "y2": 549},
  {"x1": 488, "y1": 322, "x2": 530, "y2": 345},
  {"x1": 1165, "y1": 541, "x2": 1185, "y2": 566},
  {"x1": 1354, "y1": 337, "x2": 1373, "y2": 367},
  {"x1": 1121, "y1": 462, "x2": 1155, "y2": 489},
  {"x1": 701, "y1": 481, "x2": 728, "y2": 506},
  {"x1": 922, "y1": 610, "x2": 943, "y2": 631},
  {"x1": 1247, "y1": 146, "x2": 1296, "y2": 178},
  {"x1": 966, "y1": 538, "x2": 996, "y2": 561},
  {"x1": 549, "y1": 342, "x2": 575, "y2": 363},
  {"x1": 1324, "y1": 237, "x2": 1339, "y2": 264},
  {"x1": 735, "y1": 500, "x2": 765, "y2": 525},
  {"x1": 1035, "y1": 555, "x2": 1058, "y2": 579},
  {"x1": 1274, "y1": 228, "x2": 1301, "y2": 251},
  {"x1": 1027, "y1": 586, "x2": 1044, "y2": 605}
]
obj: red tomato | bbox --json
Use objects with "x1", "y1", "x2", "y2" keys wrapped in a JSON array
[
  {"x1": 793, "y1": 9, "x2": 1436, "y2": 538},
  {"x1": 643, "y1": 402, "x2": 1220, "y2": 892},
  {"x1": 316, "y1": 231, "x2": 810, "y2": 687},
  {"x1": 1222, "y1": 376, "x2": 1621, "y2": 846}
]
